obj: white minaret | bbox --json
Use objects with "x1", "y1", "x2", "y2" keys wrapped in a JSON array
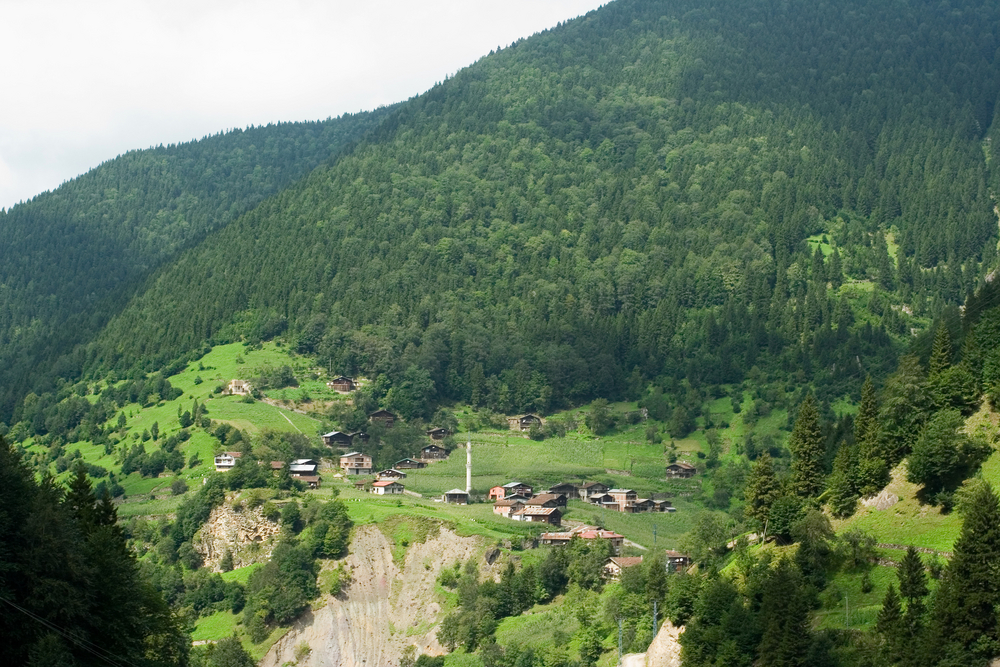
[{"x1": 466, "y1": 440, "x2": 472, "y2": 494}]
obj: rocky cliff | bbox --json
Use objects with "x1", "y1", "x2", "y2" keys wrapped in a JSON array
[{"x1": 194, "y1": 499, "x2": 282, "y2": 571}]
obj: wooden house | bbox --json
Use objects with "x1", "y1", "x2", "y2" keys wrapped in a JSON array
[
  {"x1": 369, "y1": 409, "x2": 397, "y2": 428},
  {"x1": 420, "y1": 444, "x2": 448, "y2": 460},
  {"x1": 350, "y1": 431, "x2": 370, "y2": 444},
  {"x1": 507, "y1": 414, "x2": 543, "y2": 432},
  {"x1": 352, "y1": 479, "x2": 368, "y2": 491},
  {"x1": 322, "y1": 431, "x2": 353, "y2": 448},
  {"x1": 227, "y1": 380, "x2": 252, "y2": 396},
  {"x1": 665, "y1": 550, "x2": 692, "y2": 572},
  {"x1": 546, "y1": 482, "x2": 578, "y2": 497},
  {"x1": 371, "y1": 480, "x2": 404, "y2": 495},
  {"x1": 604, "y1": 556, "x2": 644, "y2": 581},
  {"x1": 426, "y1": 427, "x2": 451, "y2": 441},
  {"x1": 327, "y1": 376, "x2": 356, "y2": 393},
  {"x1": 492, "y1": 498, "x2": 525, "y2": 518},
  {"x1": 296, "y1": 475, "x2": 321, "y2": 489},
  {"x1": 578, "y1": 481, "x2": 610, "y2": 500},
  {"x1": 289, "y1": 459, "x2": 318, "y2": 476},
  {"x1": 501, "y1": 481, "x2": 533, "y2": 498},
  {"x1": 653, "y1": 499, "x2": 674, "y2": 512},
  {"x1": 525, "y1": 493, "x2": 565, "y2": 508},
  {"x1": 666, "y1": 462, "x2": 697, "y2": 478},
  {"x1": 443, "y1": 489, "x2": 469, "y2": 505},
  {"x1": 632, "y1": 498, "x2": 655, "y2": 513},
  {"x1": 214, "y1": 452, "x2": 242, "y2": 472},
  {"x1": 539, "y1": 526, "x2": 625, "y2": 555},
  {"x1": 511, "y1": 507, "x2": 562, "y2": 526},
  {"x1": 339, "y1": 452, "x2": 373, "y2": 475},
  {"x1": 376, "y1": 469, "x2": 407, "y2": 480},
  {"x1": 395, "y1": 458, "x2": 426, "y2": 469}
]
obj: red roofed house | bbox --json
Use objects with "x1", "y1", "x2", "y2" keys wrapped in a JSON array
[
  {"x1": 539, "y1": 526, "x2": 625, "y2": 555},
  {"x1": 493, "y1": 498, "x2": 526, "y2": 518},
  {"x1": 525, "y1": 493, "x2": 566, "y2": 508}
]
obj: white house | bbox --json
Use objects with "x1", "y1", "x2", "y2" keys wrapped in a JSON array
[
  {"x1": 371, "y1": 480, "x2": 404, "y2": 495},
  {"x1": 214, "y1": 451, "x2": 242, "y2": 472}
]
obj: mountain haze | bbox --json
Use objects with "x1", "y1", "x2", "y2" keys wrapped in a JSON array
[{"x1": 87, "y1": 0, "x2": 1000, "y2": 420}]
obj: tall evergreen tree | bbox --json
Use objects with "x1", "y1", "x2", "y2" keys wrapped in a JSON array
[
  {"x1": 854, "y1": 376, "x2": 879, "y2": 455},
  {"x1": 744, "y1": 453, "x2": 781, "y2": 532},
  {"x1": 932, "y1": 482, "x2": 1000, "y2": 662},
  {"x1": 827, "y1": 444, "x2": 858, "y2": 518},
  {"x1": 788, "y1": 394, "x2": 825, "y2": 498},
  {"x1": 757, "y1": 559, "x2": 812, "y2": 667},
  {"x1": 929, "y1": 321, "x2": 953, "y2": 377},
  {"x1": 897, "y1": 546, "x2": 928, "y2": 607}
]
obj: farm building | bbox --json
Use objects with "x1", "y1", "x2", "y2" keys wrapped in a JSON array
[
  {"x1": 339, "y1": 452, "x2": 373, "y2": 475},
  {"x1": 578, "y1": 481, "x2": 610, "y2": 500},
  {"x1": 525, "y1": 493, "x2": 565, "y2": 508},
  {"x1": 227, "y1": 380, "x2": 252, "y2": 396},
  {"x1": 507, "y1": 414, "x2": 543, "y2": 432},
  {"x1": 604, "y1": 556, "x2": 644, "y2": 581},
  {"x1": 443, "y1": 489, "x2": 470, "y2": 505},
  {"x1": 511, "y1": 507, "x2": 562, "y2": 526},
  {"x1": 296, "y1": 476, "x2": 321, "y2": 489},
  {"x1": 289, "y1": 459, "x2": 318, "y2": 476},
  {"x1": 395, "y1": 458, "x2": 426, "y2": 469},
  {"x1": 492, "y1": 498, "x2": 525, "y2": 518},
  {"x1": 546, "y1": 482, "x2": 578, "y2": 497},
  {"x1": 371, "y1": 480, "x2": 404, "y2": 495},
  {"x1": 376, "y1": 469, "x2": 407, "y2": 480},
  {"x1": 322, "y1": 431, "x2": 353, "y2": 448},
  {"x1": 327, "y1": 376, "x2": 356, "y2": 393},
  {"x1": 666, "y1": 462, "x2": 697, "y2": 478},
  {"x1": 420, "y1": 444, "x2": 448, "y2": 460},
  {"x1": 214, "y1": 452, "x2": 242, "y2": 472},
  {"x1": 666, "y1": 550, "x2": 692, "y2": 572},
  {"x1": 369, "y1": 409, "x2": 397, "y2": 428},
  {"x1": 426, "y1": 427, "x2": 451, "y2": 441}
]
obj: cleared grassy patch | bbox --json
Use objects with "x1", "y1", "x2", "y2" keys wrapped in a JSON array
[{"x1": 191, "y1": 610, "x2": 239, "y2": 642}]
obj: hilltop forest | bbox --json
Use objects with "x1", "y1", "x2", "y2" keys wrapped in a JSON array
[{"x1": 4, "y1": 0, "x2": 1000, "y2": 666}]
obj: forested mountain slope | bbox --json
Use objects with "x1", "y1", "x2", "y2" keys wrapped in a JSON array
[
  {"x1": 0, "y1": 108, "x2": 393, "y2": 421},
  {"x1": 86, "y1": 0, "x2": 1000, "y2": 421}
]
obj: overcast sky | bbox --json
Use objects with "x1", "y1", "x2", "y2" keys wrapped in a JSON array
[{"x1": 0, "y1": 0, "x2": 605, "y2": 209}]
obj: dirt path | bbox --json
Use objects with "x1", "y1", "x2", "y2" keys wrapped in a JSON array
[{"x1": 260, "y1": 523, "x2": 483, "y2": 667}]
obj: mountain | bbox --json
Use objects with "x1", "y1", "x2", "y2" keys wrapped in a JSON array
[
  {"x1": 0, "y1": 108, "x2": 394, "y2": 421},
  {"x1": 82, "y1": 0, "x2": 1000, "y2": 423}
]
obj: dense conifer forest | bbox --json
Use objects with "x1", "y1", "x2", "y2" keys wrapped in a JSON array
[
  {"x1": 6, "y1": 0, "x2": 1000, "y2": 665},
  {"x1": 0, "y1": 108, "x2": 394, "y2": 422}
]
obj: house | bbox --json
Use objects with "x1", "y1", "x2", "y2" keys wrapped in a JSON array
[
  {"x1": 352, "y1": 479, "x2": 368, "y2": 490},
  {"x1": 395, "y1": 458, "x2": 427, "y2": 470},
  {"x1": 327, "y1": 376, "x2": 356, "y2": 393},
  {"x1": 296, "y1": 475, "x2": 321, "y2": 489},
  {"x1": 269, "y1": 461, "x2": 285, "y2": 471},
  {"x1": 546, "y1": 482, "x2": 578, "y2": 497},
  {"x1": 371, "y1": 480, "x2": 405, "y2": 495},
  {"x1": 608, "y1": 489, "x2": 638, "y2": 512},
  {"x1": 665, "y1": 550, "x2": 692, "y2": 572},
  {"x1": 578, "y1": 481, "x2": 610, "y2": 500},
  {"x1": 420, "y1": 444, "x2": 448, "y2": 460},
  {"x1": 369, "y1": 409, "x2": 397, "y2": 428},
  {"x1": 652, "y1": 499, "x2": 674, "y2": 512},
  {"x1": 493, "y1": 498, "x2": 525, "y2": 518},
  {"x1": 666, "y1": 462, "x2": 697, "y2": 478},
  {"x1": 507, "y1": 414, "x2": 543, "y2": 432},
  {"x1": 376, "y1": 469, "x2": 407, "y2": 480},
  {"x1": 289, "y1": 459, "x2": 318, "y2": 476},
  {"x1": 227, "y1": 380, "x2": 252, "y2": 396},
  {"x1": 604, "y1": 556, "x2": 644, "y2": 581},
  {"x1": 588, "y1": 492, "x2": 615, "y2": 507},
  {"x1": 488, "y1": 486, "x2": 507, "y2": 501},
  {"x1": 632, "y1": 498, "x2": 655, "y2": 513},
  {"x1": 525, "y1": 493, "x2": 565, "y2": 508},
  {"x1": 339, "y1": 452, "x2": 373, "y2": 475},
  {"x1": 511, "y1": 507, "x2": 562, "y2": 526},
  {"x1": 502, "y1": 481, "x2": 533, "y2": 498},
  {"x1": 539, "y1": 526, "x2": 626, "y2": 554},
  {"x1": 322, "y1": 431, "x2": 354, "y2": 448},
  {"x1": 350, "y1": 431, "x2": 370, "y2": 444},
  {"x1": 426, "y1": 427, "x2": 451, "y2": 441},
  {"x1": 443, "y1": 489, "x2": 470, "y2": 505},
  {"x1": 214, "y1": 452, "x2": 242, "y2": 471}
]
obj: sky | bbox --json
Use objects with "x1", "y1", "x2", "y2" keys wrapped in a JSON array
[{"x1": 0, "y1": 0, "x2": 606, "y2": 209}]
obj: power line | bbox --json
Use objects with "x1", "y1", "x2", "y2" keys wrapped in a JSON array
[{"x1": 0, "y1": 596, "x2": 137, "y2": 667}]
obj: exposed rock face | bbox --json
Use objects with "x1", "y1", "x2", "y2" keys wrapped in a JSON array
[
  {"x1": 644, "y1": 620, "x2": 684, "y2": 667},
  {"x1": 194, "y1": 500, "x2": 281, "y2": 571},
  {"x1": 260, "y1": 523, "x2": 482, "y2": 667}
]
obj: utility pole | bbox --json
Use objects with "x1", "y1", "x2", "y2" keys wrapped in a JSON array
[
  {"x1": 653, "y1": 600, "x2": 658, "y2": 637},
  {"x1": 845, "y1": 595, "x2": 849, "y2": 629},
  {"x1": 653, "y1": 523, "x2": 657, "y2": 547}
]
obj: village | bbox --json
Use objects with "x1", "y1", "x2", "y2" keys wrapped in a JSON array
[{"x1": 216, "y1": 375, "x2": 695, "y2": 572}]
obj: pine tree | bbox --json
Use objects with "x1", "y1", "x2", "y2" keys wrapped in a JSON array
[
  {"x1": 757, "y1": 558, "x2": 812, "y2": 666},
  {"x1": 854, "y1": 376, "x2": 878, "y2": 455},
  {"x1": 932, "y1": 482, "x2": 1000, "y2": 661},
  {"x1": 744, "y1": 453, "x2": 781, "y2": 531},
  {"x1": 897, "y1": 546, "x2": 928, "y2": 606},
  {"x1": 827, "y1": 444, "x2": 858, "y2": 518},
  {"x1": 828, "y1": 247, "x2": 844, "y2": 289},
  {"x1": 788, "y1": 394, "x2": 825, "y2": 498},
  {"x1": 876, "y1": 584, "x2": 905, "y2": 663},
  {"x1": 929, "y1": 321, "x2": 953, "y2": 377}
]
